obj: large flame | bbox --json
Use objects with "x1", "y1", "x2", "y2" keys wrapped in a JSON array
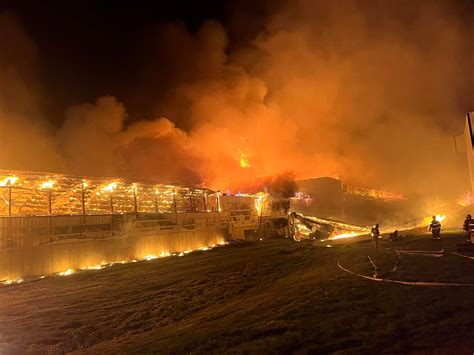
[
  {"x1": 330, "y1": 232, "x2": 362, "y2": 240},
  {"x1": 40, "y1": 180, "x2": 55, "y2": 189},
  {"x1": 254, "y1": 192, "x2": 267, "y2": 214},
  {"x1": 102, "y1": 182, "x2": 117, "y2": 192},
  {"x1": 0, "y1": 176, "x2": 18, "y2": 186},
  {"x1": 239, "y1": 153, "x2": 251, "y2": 169},
  {"x1": 423, "y1": 214, "x2": 446, "y2": 225}
]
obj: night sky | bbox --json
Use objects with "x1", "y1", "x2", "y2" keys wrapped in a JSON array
[
  {"x1": 0, "y1": 0, "x2": 271, "y2": 126},
  {"x1": 0, "y1": 0, "x2": 473, "y2": 193}
]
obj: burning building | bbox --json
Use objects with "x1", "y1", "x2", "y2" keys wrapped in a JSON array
[
  {"x1": 291, "y1": 177, "x2": 408, "y2": 225},
  {"x1": 0, "y1": 169, "x2": 289, "y2": 282}
]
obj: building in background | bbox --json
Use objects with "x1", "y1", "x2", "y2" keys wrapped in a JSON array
[
  {"x1": 464, "y1": 112, "x2": 474, "y2": 194},
  {"x1": 291, "y1": 177, "x2": 407, "y2": 225}
]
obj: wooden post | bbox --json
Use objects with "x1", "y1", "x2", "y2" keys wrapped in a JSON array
[
  {"x1": 189, "y1": 192, "x2": 193, "y2": 212},
  {"x1": 258, "y1": 202, "x2": 264, "y2": 239},
  {"x1": 173, "y1": 189, "x2": 178, "y2": 223},
  {"x1": 154, "y1": 189, "x2": 159, "y2": 213},
  {"x1": 48, "y1": 191, "x2": 52, "y2": 215},
  {"x1": 133, "y1": 186, "x2": 138, "y2": 214},
  {"x1": 110, "y1": 193, "x2": 114, "y2": 214},
  {"x1": 81, "y1": 181, "x2": 86, "y2": 215},
  {"x1": 7, "y1": 182, "x2": 12, "y2": 216}
]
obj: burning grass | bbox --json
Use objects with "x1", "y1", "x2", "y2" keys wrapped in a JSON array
[{"x1": 1, "y1": 233, "x2": 474, "y2": 353}]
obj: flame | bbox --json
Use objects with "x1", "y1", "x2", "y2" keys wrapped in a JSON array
[
  {"x1": 2, "y1": 278, "x2": 23, "y2": 285},
  {"x1": 239, "y1": 153, "x2": 251, "y2": 168},
  {"x1": 345, "y1": 186, "x2": 405, "y2": 201},
  {"x1": 144, "y1": 250, "x2": 170, "y2": 261},
  {"x1": 81, "y1": 264, "x2": 104, "y2": 270},
  {"x1": 456, "y1": 192, "x2": 472, "y2": 207},
  {"x1": 40, "y1": 180, "x2": 55, "y2": 189},
  {"x1": 0, "y1": 176, "x2": 18, "y2": 186},
  {"x1": 254, "y1": 192, "x2": 267, "y2": 214},
  {"x1": 102, "y1": 182, "x2": 117, "y2": 192},
  {"x1": 59, "y1": 268, "x2": 75, "y2": 276},
  {"x1": 330, "y1": 232, "x2": 361, "y2": 240},
  {"x1": 423, "y1": 214, "x2": 446, "y2": 225},
  {"x1": 2, "y1": 239, "x2": 228, "y2": 285}
]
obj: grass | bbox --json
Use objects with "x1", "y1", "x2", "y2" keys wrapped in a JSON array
[{"x1": 1, "y1": 231, "x2": 474, "y2": 353}]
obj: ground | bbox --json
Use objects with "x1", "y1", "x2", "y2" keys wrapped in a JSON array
[{"x1": 2, "y1": 232, "x2": 474, "y2": 353}]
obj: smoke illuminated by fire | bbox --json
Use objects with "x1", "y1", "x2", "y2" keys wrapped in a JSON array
[{"x1": 0, "y1": 5, "x2": 472, "y2": 195}]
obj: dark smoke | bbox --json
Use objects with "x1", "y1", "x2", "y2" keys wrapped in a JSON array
[{"x1": 0, "y1": 2, "x2": 473, "y2": 199}]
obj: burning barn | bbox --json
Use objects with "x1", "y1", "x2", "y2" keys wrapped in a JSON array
[
  {"x1": 291, "y1": 177, "x2": 408, "y2": 225},
  {"x1": 0, "y1": 169, "x2": 283, "y2": 282}
]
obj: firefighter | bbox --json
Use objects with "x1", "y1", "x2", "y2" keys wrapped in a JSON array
[
  {"x1": 429, "y1": 216, "x2": 441, "y2": 240},
  {"x1": 371, "y1": 223, "x2": 380, "y2": 248},
  {"x1": 389, "y1": 229, "x2": 399, "y2": 242},
  {"x1": 463, "y1": 214, "x2": 474, "y2": 243}
]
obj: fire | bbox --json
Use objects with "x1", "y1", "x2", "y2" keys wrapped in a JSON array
[
  {"x1": 0, "y1": 176, "x2": 18, "y2": 186},
  {"x1": 144, "y1": 250, "x2": 170, "y2": 261},
  {"x1": 330, "y1": 232, "x2": 361, "y2": 240},
  {"x1": 59, "y1": 268, "x2": 75, "y2": 276},
  {"x1": 457, "y1": 192, "x2": 472, "y2": 207},
  {"x1": 2, "y1": 240, "x2": 228, "y2": 285},
  {"x1": 254, "y1": 192, "x2": 267, "y2": 214},
  {"x1": 102, "y1": 182, "x2": 117, "y2": 192},
  {"x1": 239, "y1": 153, "x2": 251, "y2": 168},
  {"x1": 345, "y1": 186, "x2": 406, "y2": 201},
  {"x1": 422, "y1": 214, "x2": 446, "y2": 225},
  {"x1": 40, "y1": 180, "x2": 55, "y2": 189},
  {"x1": 81, "y1": 264, "x2": 105, "y2": 270},
  {"x1": 2, "y1": 278, "x2": 23, "y2": 285}
]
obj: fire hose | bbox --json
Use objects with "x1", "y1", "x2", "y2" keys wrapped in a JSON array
[{"x1": 337, "y1": 254, "x2": 474, "y2": 287}]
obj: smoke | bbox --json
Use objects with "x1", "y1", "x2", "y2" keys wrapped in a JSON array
[
  {"x1": 128, "y1": 2, "x2": 473, "y2": 196},
  {"x1": 237, "y1": 172, "x2": 298, "y2": 198},
  {"x1": 0, "y1": 13, "x2": 59, "y2": 172},
  {"x1": 1, "y1": 2, "x2": 473, "y2": 198}
]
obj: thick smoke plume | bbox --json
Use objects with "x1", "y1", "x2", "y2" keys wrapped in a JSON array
[{"x1": 0, "y1": 2, "x2": 473, "y2": 198}]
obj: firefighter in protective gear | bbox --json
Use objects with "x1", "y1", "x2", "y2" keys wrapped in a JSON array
[
  {"x1": 389, "y1": 229, "x2": 400, "y2": 242},
  {"x1": 429, "y1": 216, "x2": 441, "y2": 240},
  {"x1": 463, "y1": 214, "x2": 474, "y2": 243},
  {"x1": 371, "y1": 223, "x2": 380, "y2": 248}
]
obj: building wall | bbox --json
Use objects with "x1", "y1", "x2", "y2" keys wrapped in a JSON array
[
  {"x1": 292, "y1": 177, "x2": 344, "y2": 219},
  {"x1": 465, "y1": 112, "x2": 474, "y2": 194}
]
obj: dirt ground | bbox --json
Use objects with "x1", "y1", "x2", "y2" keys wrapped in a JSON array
[{"x1": 2, "y1": 231, "x2": 474, "y2": 353}]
